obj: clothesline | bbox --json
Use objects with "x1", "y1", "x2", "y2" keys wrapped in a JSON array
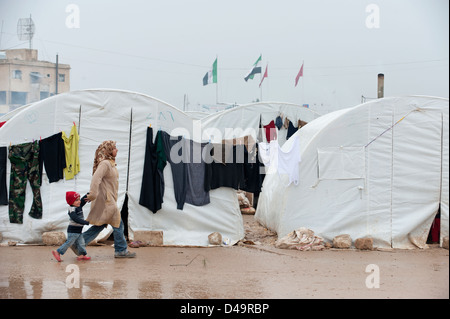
[
  {"x1": 5, "y1": 122, "x2": 77, "y2": 148},
  {"x1": 138, "y1": 125, "x2": 301, "y2": 215},
  {"x1": 2, "y1": 123, "x2": 81, "y2": 224},
  {"x1": 2, "y1": 120, "x2": 302, "y2": 223}
]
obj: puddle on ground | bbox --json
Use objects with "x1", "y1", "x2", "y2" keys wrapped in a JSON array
[
  {"x1": 0, "y1": 277, "x2": 164, "y2": 298},
  {"x1": 0, "y1": 276, "x2": 262, "y2": 299}
]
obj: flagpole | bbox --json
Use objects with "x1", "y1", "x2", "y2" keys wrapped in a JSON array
[
  {"x1": 302, "y1": 60, "x2": 304, "y2": 105},
  {"x1": 259, "y1": 59, "x2": 262, "y2": 102},
  {"x1": 216, "y1": 55, "x2": 218, "y2": 104},
  {"x1": 262, "y1": 61, "x2": 268, "y2": 101},
  {"x1": 259, "y1": 63, "x2": 268, "y2": 102},
  {"x1": 260, "y1": 72, "x2": 263, "y2": 102}
]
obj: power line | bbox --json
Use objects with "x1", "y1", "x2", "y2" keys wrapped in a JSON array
[
  {"x1": 63, "y1": 56, "x2": 196, "y2": 76},
  {"x1": 2, "y1": 31, "x2": 447, "y2": 79},
  {"x1": 267, "y1": 59, "x2": 448, "y2": 70},
  {"x1": 36, "y1": 36, "x2": 209, "y2": 69},
  {"x1": 213, "y1": 59, "x2": 448, "y2": 72},
  {"x1": 1, "y1": 31, "x2": 209, "y2": 69}
]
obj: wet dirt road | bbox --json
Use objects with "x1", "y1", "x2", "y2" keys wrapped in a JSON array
[
  {"x1": 1, "y1": 216, "x2": 449, "y2": 300},
  {"x1": 0, "y1": 242, "x2": 448, "y2": 299}
]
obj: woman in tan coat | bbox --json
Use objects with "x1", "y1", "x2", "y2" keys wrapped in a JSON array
[
  {"x1": 72, "y1": 141, "x2": 135, "y2": 258},
  {"x1": 86, "y1": 141, "x2": 121, "y2": 228}
]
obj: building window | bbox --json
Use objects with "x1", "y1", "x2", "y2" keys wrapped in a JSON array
[
  {"x1": 12, "y1": 70, "x2": 22, "y2": 80},
  {"x1": 58, "y1": 74, "x2": 65, "y2": 82},
  {"x1": 30, "y1": 72, "x2": 41, "y2": 84},
  {"x1": 0, "y1": 91, "x2": 6, "y2": 104},
  {"x1": 11, "y1": 91, "x2": 27, "y2": 105},
  {"x1": 40, "y1": 91, "x2": 50, "y2": 100}
]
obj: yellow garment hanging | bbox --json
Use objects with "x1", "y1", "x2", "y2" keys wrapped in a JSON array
[{"x1": 61, "y1": 124, "x2": 80, "y2": 180}]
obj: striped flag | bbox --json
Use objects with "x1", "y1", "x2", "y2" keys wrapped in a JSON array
[
  {"x1": 259, "y1": 64, "x2": 268, "y2": 87},
  {"x1": 295, "y1": 62, "x2": 304, "y2": 87},
  {"x1": 203, "y1": 58, "x2": 217, "y2": 86},
  {"x1": 244, "y1": 55, "x2": 262, "y2": 81}
]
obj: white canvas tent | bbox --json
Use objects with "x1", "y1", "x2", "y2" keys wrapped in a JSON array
[
  {"x1": 0, "y1": 103, "x2": 32, "y2": 121},
  {"x1": 201, "y1": 102, "x2": 321, "y2": 145},
  {"x1": 185, "y1": 111, "x2": 210, "y2": 120},
  {"x1": 256, "y1": 96, "x2": 449, "y2": 249},
  {"x1": 0, "y1": 89, "x2": 244, "y2": 246}
]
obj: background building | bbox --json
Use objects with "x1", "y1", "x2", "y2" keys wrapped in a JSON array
[{"x1": 0, "y1": 49, "x2": 70, "y2": 115}]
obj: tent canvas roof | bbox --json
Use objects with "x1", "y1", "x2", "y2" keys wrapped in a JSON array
[
  {"x1": 0, "y1": 89, "x2": 244, "y2": 245},
  {"x1": 201, "y1": 101, "x2": 321, "y2": 144},
  {"x1": 256, "y1": 96, "x2": 449, "y2": 249}
]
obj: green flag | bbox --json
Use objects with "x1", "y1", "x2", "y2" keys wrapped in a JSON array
[
  {"x1": 203, "y1": 58, "x2": 217, "y2": 86},
  {"x1": 244, "y1": 55, "x2": 262, "y2": 81}
]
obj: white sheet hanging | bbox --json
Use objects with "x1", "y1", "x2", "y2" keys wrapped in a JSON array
[{"x1": 259, "y1": 135, "x2": 301, "y2": 186}]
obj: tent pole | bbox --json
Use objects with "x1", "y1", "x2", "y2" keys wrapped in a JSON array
[
  {"x1": 439, "y1": 112, "x2": 444, "y2": 245},
  {"x1": 77, "y1": 104, "x2": 81, "y2": 135},
  {"x1": 126, "y1": 108, "x2": 132, "y2": 193},
  {"x1": 74, "y1": 104, "x2": 82, "y2": 188}
]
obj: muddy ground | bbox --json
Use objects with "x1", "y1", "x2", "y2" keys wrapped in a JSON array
[{"x1": 0, "y1": 215, "x2": 448, "y2": 300}]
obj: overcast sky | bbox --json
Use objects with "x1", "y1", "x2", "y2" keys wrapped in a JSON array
[{"x1": 0, "y1": 0, "x2": 448, "y2": 114}]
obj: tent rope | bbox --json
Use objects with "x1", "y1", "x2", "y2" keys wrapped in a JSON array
[{"x1": 364, "y1": 108, "x2": 420, "y2": 148}]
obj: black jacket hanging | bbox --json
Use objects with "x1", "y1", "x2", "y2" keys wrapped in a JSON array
[
  {"x1": 0, "y1": 147, "x2": 8, "y2": 205},
  {"x1": 139, "y1": 127, "x2": 164, "y2": 213},
  {"x1": 39, "y1": 132, "x2": 66, "y2": 184}
]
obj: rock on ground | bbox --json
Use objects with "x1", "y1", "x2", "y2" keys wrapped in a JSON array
[
  {"x1": 208, "y1": 232, "x2": 222, "y2": 245},
  {"x1": 133, "y1": 231, "x2": 163, "y2": 246},
  {"x1": 42, "y1": 232, "x2": 66, "y2": 246},
  {"x1": 333, "y1": 234, "x2": 352, "y2": 249},
  {"x1": 443, "y1": 236, "x2": 449, "y2": 250},
  {"x1": 355, "y1": 237, "x2": 373, "y2": 250}
]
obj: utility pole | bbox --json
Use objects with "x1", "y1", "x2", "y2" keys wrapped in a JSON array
[
  {"x1": 55, "y1": 53, "x2": 59, "y2": 95},
  {"x1": 29, "y1": 15, "x2": 32, "y2": 49},
  {"x1": 0, "y1": 20, "x2": 4, "y2": 49}
]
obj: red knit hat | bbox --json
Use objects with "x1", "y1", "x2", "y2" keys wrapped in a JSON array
[{"x1": 66, "y1": 191, "x2": 80, "y2": 206}]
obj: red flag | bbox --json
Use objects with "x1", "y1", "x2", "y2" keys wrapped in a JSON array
[
  {"x1": 259, "y1": 64, "x2": 268, "y2": 87},
  {"x1": 295, "y1": 63, "x2": 304, "y2": 87}
]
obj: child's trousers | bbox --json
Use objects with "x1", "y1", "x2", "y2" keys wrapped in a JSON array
[{"x1": 57, "y1": 232, "x2": 87, "y2": 256}]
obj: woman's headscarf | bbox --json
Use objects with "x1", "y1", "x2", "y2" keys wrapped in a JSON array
[{"x1": 92, "y1": 140, "x2": 117, "y2": 174}]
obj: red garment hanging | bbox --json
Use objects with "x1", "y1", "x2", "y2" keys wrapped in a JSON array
[{"x1": 263, "y1": 120, "x2": 277, "y2": 141}]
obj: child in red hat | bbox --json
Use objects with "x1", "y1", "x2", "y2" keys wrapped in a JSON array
[{"x1": 52, "y1": 191, "x2": 91, "y2": 262}]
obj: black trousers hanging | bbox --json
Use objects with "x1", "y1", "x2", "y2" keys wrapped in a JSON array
[{"x1": 139, "y1": 127, "x2": 164, "y2": 213}]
